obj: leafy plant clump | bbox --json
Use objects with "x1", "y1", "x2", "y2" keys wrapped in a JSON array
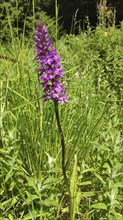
[{"x1": 0, "y1": 0, "x2": 56, "y2": 42}]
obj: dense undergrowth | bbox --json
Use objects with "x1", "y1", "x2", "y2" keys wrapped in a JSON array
[{"x1": 0, "y1": 7, "x2": 123, "y2": 220}]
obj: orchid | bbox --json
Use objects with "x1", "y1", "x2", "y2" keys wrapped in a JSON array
[{"x1": 34, "y1": 22, "x2": 67, "y2": 104}]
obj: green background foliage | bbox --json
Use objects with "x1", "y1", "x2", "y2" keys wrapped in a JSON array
[
  {"x1": 1, "y1": 0, "x2": 123, "y2": 41},
  {"x1": 0, "y1": 0, "x2": 56, "y2": 41},
  {"x1": 0, "y1": 0, "x2": 123, "y2": 219}
]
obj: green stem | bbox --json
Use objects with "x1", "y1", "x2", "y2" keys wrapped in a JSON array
[
  {"x1": 54, "y1": 101, "x2": 69, "y2": 190},
  {"x1": 54, "y1": 101, "x2": 73, "y2": 220}
]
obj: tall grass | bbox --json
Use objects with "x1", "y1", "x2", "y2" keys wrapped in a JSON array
[{"x1": 0, "y1": 5, "x2": 123, "y2": 220}]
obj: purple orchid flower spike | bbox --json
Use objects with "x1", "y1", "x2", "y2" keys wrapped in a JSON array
[{"x1": 34, "y1": 22, "x2": 67, "y2": 104}]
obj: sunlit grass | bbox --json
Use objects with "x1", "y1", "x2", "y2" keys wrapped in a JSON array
[{"x1": 0, "y1": 25, "x2": 123, "y2": 219}]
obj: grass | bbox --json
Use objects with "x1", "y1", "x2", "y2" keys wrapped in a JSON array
[{"x1": 0, "y1": 22, "x2": 123, "y2": 220}]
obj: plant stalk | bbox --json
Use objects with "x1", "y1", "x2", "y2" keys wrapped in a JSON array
[{"x1": 54, "y1": 101, "x2": 69, "y2": 190}]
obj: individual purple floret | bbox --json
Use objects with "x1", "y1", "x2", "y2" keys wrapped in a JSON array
[{"x1": 34, "y1": 22, "x2": 67, "y2": 104}]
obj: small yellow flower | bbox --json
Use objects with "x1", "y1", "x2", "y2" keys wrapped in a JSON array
[{"x1": 103, "y1": 31, "x2": 108, "y2": 37}]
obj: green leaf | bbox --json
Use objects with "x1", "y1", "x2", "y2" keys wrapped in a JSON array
[
  {"x1": 43, "y1": 199, "x2": 58, "y2": 207},
  {"x1": 81, "y1": 192, "x2": 95, "y2": 197},
  {"x1": 70, "y1": 154, "x2": 78, "y2": 220},
  {"x1": 79, "y1": 181, "x2": 92, "y2": 186},
  {"x1": 91, "y1": 203, "x2": 107, "y2": 210},
  {"x1": 94, "y1": 172, "x2": 106, "y2": 184},
  {"x1": 23, "y1": 194, "x2": 39, "y2": 205},
  {"x1": 5, "y1": 170, "x2": 13, "y2": 182},
  {"x1": 0, "y1": 198, "x2": 12, "y2": 210}
]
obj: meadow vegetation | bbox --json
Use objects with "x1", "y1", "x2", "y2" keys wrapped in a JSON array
[{"x1": 0, "y1": 1, "x2": 123, "y2": 220}]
